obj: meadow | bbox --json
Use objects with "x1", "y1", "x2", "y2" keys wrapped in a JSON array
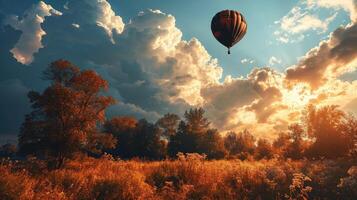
[{"x1": 1, "y1": 154, "x2": 356, "y2": 200}]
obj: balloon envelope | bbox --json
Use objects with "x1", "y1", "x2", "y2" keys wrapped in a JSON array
[{"x1": 211, "y1": 10, "x2": 247, "y2": 54}]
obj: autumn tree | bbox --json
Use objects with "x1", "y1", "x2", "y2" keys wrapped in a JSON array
[
  {"x1": 18, "y1": 60, "x2": 116, "y2": 168},
  {"x1": 284, "y1": 123, "x2": 309, "y2": 159},
  {"x1": 198, "y1": 129, "x2": 227, "y2": 159},
  {"x1": 340, "y1": 114, "x2": 357, "y2": 158},
  {"x1": 224, "y1": 130, "x2": 256, "y2": 159},
  {"x1": 168, "y1": 108, "x2": 227, "y2": 159},
  {"x1": 304, "y1": 105, "x2": 352, "y2": 158},
  {"x1": 104, "y1": 116, "x2": 138, "y2": 159},
  {"x1": 273, "y1": 132, "x2": 291, "y2": 157},
  {"x1": 105, "y1": 117, "x2": 167, "y2": 160},
  {"x1": 254, "y1": 139, "x2": 274, "y2": 160}
]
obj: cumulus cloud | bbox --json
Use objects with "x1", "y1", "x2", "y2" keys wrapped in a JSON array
[
  {"x1": 73, "y1": 0, "x2": 125, "y2": 42},
  {"x1": 4, "y1": 1, "x2": 62, "y2": 65},
  {"x1": 202, "y1": 68, "x2": 287, "y2": 134}
]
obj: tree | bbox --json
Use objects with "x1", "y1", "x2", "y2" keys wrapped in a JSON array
[
  {"x1": 224, "y1": 130, "x2": 255, "y2": 159},
  {"x1": 105, "y1": 117, "x2": 167, "y2": 160},
  {"x1": 254, "y1": 139, "x2": 274, "y2": 160},
  {"x1": 285, "y1": 123, "x2": 308, "y2": 159},
  {"x1": 104, "y1": 117, "x2": 138, "y2": 159},
  {"x1": 168, "y1": 108, "x2": 210, "y2": 156},
  {"x1": 304, "y1": 105, "x2": 352, "y2": 158},
  {"x1": 273, "y1": 132, "x2": 291, "y2": 157},
  {"x1": 156, "y1": 113, "x2": 180, "y2": 139},
  {"x1": 18, "y1": 60, "x2": 116, "y2": 168},
  {"x1": 134, "y1": 119, "x2": 167, "y2": 160},
  {"x1": 340, "y1": 114, "x2": 357, "y2": 158},
  {"x1": 198, "y1": 129, "x2": 227, "y2": 159},
  {"x1": 168, "y1": 108, "x2": 226, "y2": 159}
]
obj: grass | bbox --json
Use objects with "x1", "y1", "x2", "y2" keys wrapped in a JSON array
[{"x1": 0, "y1": 154, "x2": 356, "y2": 200}]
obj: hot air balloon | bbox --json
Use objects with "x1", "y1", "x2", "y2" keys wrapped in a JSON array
[{"x1": 211, "y1": 10, "x2": 247, "y2": 54}]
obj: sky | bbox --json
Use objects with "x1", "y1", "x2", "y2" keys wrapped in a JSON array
[{"x1": 0, "y1": 0, "x2": 356, "y2": 144}]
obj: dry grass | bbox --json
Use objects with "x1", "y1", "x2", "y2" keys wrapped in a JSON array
[{"x1": 0, "y1": 154, "x2": 356, "y2": 200}]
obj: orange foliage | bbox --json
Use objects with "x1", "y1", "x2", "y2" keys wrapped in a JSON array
[{"x1": 0, "y1": 156, "x2": 355, "y2": 200}]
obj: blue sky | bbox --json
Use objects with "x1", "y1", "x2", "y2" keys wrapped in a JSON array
[{"x1": 109, "y1": 0, "x2": 350, "y2": 77}]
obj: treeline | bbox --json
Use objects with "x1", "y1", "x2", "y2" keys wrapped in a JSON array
[
  {"x1": 103, "y1": 104, "x2": 357, "y2": 161},
  {"x1": 1, "y1": 60, "x2": 356, "y2": 168}
]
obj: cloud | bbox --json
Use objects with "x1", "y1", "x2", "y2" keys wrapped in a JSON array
[
  {"x1": 241, "y1": 58, "x2": 248, "y2": 64},
  {"x1": 274, "y1": 2, "x2": 338, "y2": 43},
  {"x1": 72, "y1": 0, "x2": 125, "y2": 42},
  {"x1": 307, "y1": 0, "x2": 357, "y2": 22},
  {"x1": 280, "y1": 7, "x2": 336, "y2": 34},
  {"x1": 202, "y1": 68, "x2": 286, "y2": 131},
  {"x1": 72, "y1": 23, "x2": 80, "y2": 28},
  {"x1": 0, "y1": 0, "x2": 356, "y2": 141},
  {"x1": 286, "y1": 23, "x2": 357, "y2": 88},
  {"x1": 269, "y1": 56, "x2": 282, "y2": 66},
  {"x1": 241, "y1": 58, "x2": 254, "y2": 64},
  {"x1": 3, "y1": 1, "x2": 62, "y2": 65}
]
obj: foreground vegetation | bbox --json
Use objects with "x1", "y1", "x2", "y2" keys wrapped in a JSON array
[{"x1": 1, "y1": 154, "x2": 356, "y2": 200}]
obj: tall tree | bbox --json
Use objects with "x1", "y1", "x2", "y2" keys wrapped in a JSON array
[
  {"x1": 104, "y1": 117, "x2": 138, "y2": 159},
  {"x1": 168, "y1": 108, "x2": 210, "y2": 156},
  {"x1": 285, "y1": 123, "x2": 308, "y2": 159},
  {"x1": 134, "y1": 119, "x2": 167, "y2": 160},
  {"x1": 304, "y1": 105, "x2": 352, "y2": 158},
  {"x1": 18, "y1": 60, "x2": 116, "y2": 168},
  {"x1": 340, "y1": 114, "x2": 357, "y2": 158},
  {"x1": 198, "y1": 129, "x2": 227, "y2": 159},
  {"x1": 224, "y1": 130, "x2": 255, "y2": 159},
  {"x1": 105, "y1": 117, "x2": 167, "y2": 160},
  {"x1": 168, "y1": 108, "x2": 226, "y2": 159},
  {"x1": 254, "y1": 139, "x2": 274, "y2": 160},
  {"x1": 273, "y1": 132, "x2": 291, "y2": 157},
  {"x1": 156, "y1": 113, "x2": 180, "y2": 139}
]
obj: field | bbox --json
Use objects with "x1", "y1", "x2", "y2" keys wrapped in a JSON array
[{"x1": 1, "y1": 154, "x2": 356, "y2": 200}]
